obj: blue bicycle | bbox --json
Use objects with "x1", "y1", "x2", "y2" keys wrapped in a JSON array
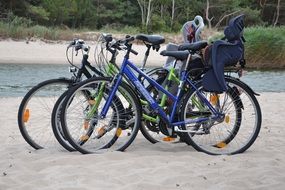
[{"x1": 59, "y1": 15, "x2": 261, "y2": 155}]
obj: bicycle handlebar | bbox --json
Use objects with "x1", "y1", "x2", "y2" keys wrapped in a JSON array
[
  {"x1": 110, "y1": 35, "x2": 138, "y2": 55},
  {"x1": 67, "y1": 39, "x2": 90, "y2": 52}
]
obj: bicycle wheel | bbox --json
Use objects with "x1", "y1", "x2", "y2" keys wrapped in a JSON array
[
  {"x1": 140, "y1": 69, "x2": 172, "y2": 143},
  {"x1": 17, "y1": 78, "x2": 73, "y2": 149},
  {"x1": 60, "y1": 77, "x2": 141, "y2": 154},
  {"x1": 51, "y1": 91, "x2": 75, "y2": 151},
  {"x1": 179, "y1": 77, "x2": 262, "y2": 155},
  {"x1": 52, "y1": 84, "x2": 128, "y2": 152}
]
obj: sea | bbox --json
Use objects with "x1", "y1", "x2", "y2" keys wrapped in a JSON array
[{"x1": 0, "y1": 63, "x2": 285, "y2": 97}]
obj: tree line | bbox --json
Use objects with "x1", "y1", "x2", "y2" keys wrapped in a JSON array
[{"x1": 0, "y1": 0, "x2": 284, "y2": 32}]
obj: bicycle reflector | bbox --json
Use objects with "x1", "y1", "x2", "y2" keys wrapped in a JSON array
[{"x1": 23, "y1": 109, "x2": 30, "y2": 123}]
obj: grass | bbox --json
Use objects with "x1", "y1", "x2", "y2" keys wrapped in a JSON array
[
  {"x1": 0, "y1": 21, "x2": 71, "y2": 41},
  {"x1": 244, "y1": 26, "x2": 285, "y2": 69}
]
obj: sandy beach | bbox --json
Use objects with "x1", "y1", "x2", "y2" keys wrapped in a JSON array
[
  {"x1": 1, "y1": 40, "x2": 285, "y2": 189},
  {"x1": 0, "y1": 93, "x2": 285, "y2": 190},
  {"x1": 0, "y1": 40, "x2": 167, "y2": 67}
]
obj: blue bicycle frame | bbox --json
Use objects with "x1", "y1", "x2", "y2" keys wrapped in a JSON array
[{"x1": 100, "y1": 56, "x2": 223, "y2": 133}]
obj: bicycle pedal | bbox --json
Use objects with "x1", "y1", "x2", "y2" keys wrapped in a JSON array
[{"x1": 162, "y1": 136, "x2": 176, "y2": 142}]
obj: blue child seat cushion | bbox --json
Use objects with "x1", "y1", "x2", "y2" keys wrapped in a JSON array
[{"x1": 202, "y1": 15, "x2": 245, "y2": 93}]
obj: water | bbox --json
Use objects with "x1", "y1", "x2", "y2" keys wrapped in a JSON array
[
  {"x1": 0, "y1": 63, "x2": 285, "y2": 97},
  {"x1": 0, "y1": 64, "x2": 70, "y2": 97}
]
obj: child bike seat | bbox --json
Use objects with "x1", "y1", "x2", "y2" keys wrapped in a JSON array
[{"x1": 202, "y1": 14, "x2": 245, "y2": 93}]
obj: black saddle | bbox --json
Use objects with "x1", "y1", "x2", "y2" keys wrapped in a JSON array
[
  {"x1": 136, "y1": 34, "x2": 165, "y2": 45},
  {"x1": 178, "y1": 41, "x2": 208, "y2": 51},
  {"x1": 160, "y1": 50, "x2": 189, "y2": 61}
]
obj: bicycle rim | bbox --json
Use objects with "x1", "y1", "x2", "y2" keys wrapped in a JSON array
[
  {"x1": 17, "y1": 78, "x2": 72, "y2": 149},
  {"x1": 180, "y1": 78, "x2": 262, "y2": 155},
  {"x1": 60, "y1": 77, "x2": 141, "y2": 154}
]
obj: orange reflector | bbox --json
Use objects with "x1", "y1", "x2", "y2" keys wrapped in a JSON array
[
  {"x1": 97, "y1": 126, "x2": 106, "y2": 137},
  {"x1": 210, "y1": 94, "x2": 219, "y2": 105},
  {"x1": 225, "y1": 115, "x2": 230, "y2": 124},
  {"x1": 162, "y1": 136, "x2": 176, "y2": 142},
  {"x1": 80, "y1": 135, "x2": 89, "y2": 141},
  {"x1": 23, "y1": 109, "x2": 30, "y2": 123},
  {"x1": 88, "y1": 100, "x2": 96, "y2": 105},
  {"x1": 83, "y1": 120, "x2": 89, "y2": 130},
  {"x1": 216, "y1": 142, "x2": 227, "y2": 148},
  {"x1": 116, "y1": 128, "x2": 122, "y2": 137}
]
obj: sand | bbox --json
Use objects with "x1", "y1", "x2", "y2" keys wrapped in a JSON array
[
  {"x1": 0, "y1": 40, "x2": 167, "y2": 67},
  {"x1": 1, "y1": 40, "x2": 285, "y2": 189},
  {"x1": 0, "y1": 94, "x2": 285, "y2": 189}
]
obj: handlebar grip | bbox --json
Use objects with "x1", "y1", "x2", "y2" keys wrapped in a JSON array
[
  {"x1": 130, "y1": 49, "x2": 138, "y2": 55},
  {"x1": 103, "y1": 34, "x2": 113, "y2": 42},
  {"x1": 126, "y1": 36, "x2": 135, "y2": 43}
]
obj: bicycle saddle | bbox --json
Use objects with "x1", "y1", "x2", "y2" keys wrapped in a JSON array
[
  {"x1": 178, "y1": 41, "x2": 208, "y2": 51},
  {"x1": 160, "y1": 50, "x2": 189, "y2": 61},
  {"x1": 136, "y1": 34, "x2": 165, "y2": 45}
]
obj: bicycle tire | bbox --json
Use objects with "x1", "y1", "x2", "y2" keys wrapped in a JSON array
[
  {"x1": 179, "y1": 77, "x2": 262, "y2": 155},
  {"x1": 17, "y1": 78, "x2": 73, "y2": 149},
  {"x1": 51, "y1": 90, "x2": 75, "y2": 151},
  {"x1": 60, "y1": 77, "x2": 141, "y2": 154},
  {"x1": 52, "y1": 85, "x2": 127, "y2": 151},
  {"x1": 139, "y1": 73, "x2": 175, "y2": 143}
]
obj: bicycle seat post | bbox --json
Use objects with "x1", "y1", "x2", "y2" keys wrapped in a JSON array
[{"x1": 140, "y1": 43, "x2": 152, "y2": 71}]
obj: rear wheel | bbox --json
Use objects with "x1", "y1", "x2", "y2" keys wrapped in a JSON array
[
  {"x1": 179, "y1": 78, "x2": 261, "y2": 155},
  {"x1": 139, "y1": 68, "x2": 180, "y2": 143}
]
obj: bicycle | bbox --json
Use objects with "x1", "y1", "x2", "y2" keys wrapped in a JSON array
[
  {"x1": 18, "y1": 14, "x2": 209, "y2": 149},
  {"x1": 17, "y1": 39, "x2": 108, "y2": 150},
  {"x1": 59, "y1": 15, "x2": 261, "y2": 155}
]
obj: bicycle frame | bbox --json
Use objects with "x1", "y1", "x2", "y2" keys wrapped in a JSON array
[
  {"x1": 101, "y1": 56, "x2": 224, "y2": 133},
  {"x1": 140, "y1": 67, "x2": 179, "y2": 123}
]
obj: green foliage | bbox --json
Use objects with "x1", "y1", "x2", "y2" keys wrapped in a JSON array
[
  {"x1": 244, "y1": 26, "x2": 285, "y2": 68},
  {"x1": 7, "y1": 12, "x2": 33, "y2": 27},
  {"x1": 239, "y1": 7, "x2": 264, "y2": 26},
  {"x1": 41, "y1": 0, "x2": 70, "y2": 25},
  {"x1": 28, "y1": 5, "x2": 50, "y2": 23},
  {"x1": 27, "y1": 25, "x2": 60, "y2": 39},
  {"x1": 150, "y1": 14, "x2": 169, "y2": 32},
  {"x1": 1, "y1": 0, "x2": 284, "y2": 32}
]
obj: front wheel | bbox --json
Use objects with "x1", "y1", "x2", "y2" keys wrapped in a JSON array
[
  {"x1": 17, "y1": 78, "x2": 72, "y2": 149},
  {"x1": 60, "y1": 77, "x2": 141, "y2": 154},
  {"x1": 179, "y1": 78, "x2": 262, "y2": 155}
]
